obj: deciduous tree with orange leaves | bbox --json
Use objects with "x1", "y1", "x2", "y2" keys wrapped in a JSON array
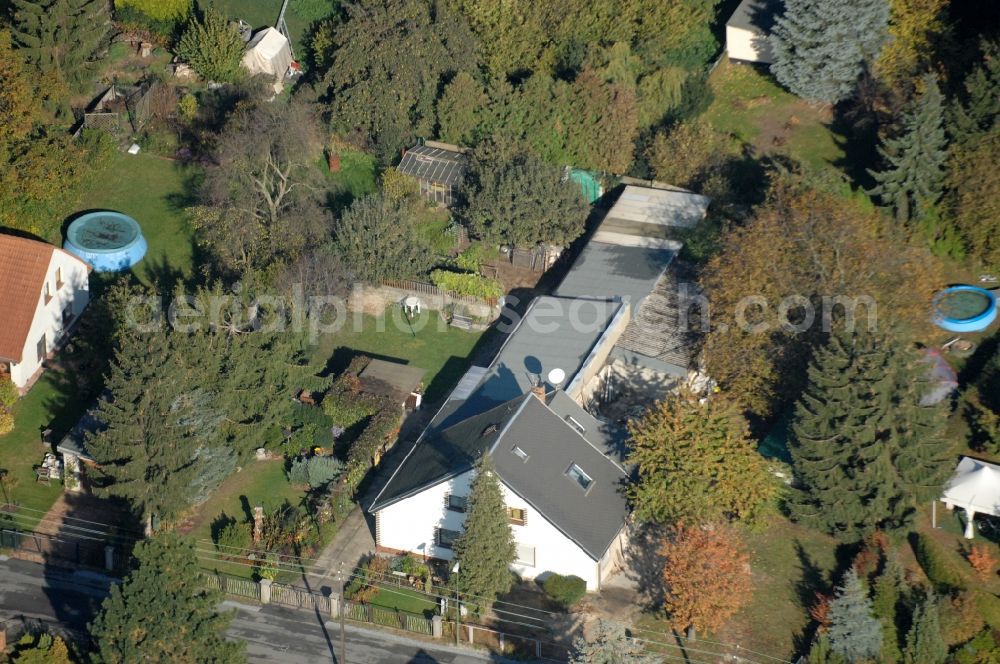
[{"x1": 659, "y1": 522, "x2": 751, "y2": 639}]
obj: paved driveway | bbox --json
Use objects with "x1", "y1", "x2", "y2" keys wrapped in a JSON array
[{"x1": 294, "y1": 507, "x2": 375, "y2": 595}]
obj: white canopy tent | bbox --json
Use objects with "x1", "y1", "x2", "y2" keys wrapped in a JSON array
[
  {"x1": 241, "y1": 27, "x2": 293, "y2": 94},
  {"x1": 941, "y1": 456, "x2": 1000, "y2": 538}
]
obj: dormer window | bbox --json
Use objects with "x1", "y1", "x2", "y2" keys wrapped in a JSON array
[{"x1": 566, "y1": 463, "x2": 593, "y2": 492}]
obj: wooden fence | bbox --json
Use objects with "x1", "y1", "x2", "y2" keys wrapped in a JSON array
[
  {"x1": 202, "y1": 571, "x2": 261, "y2": 601},
  {"x1": 343, "y1": 600, "x2": 434, "y2": 636},
  {"x1": 271, "y1": 581, "x2": 333, "y2": 615}
]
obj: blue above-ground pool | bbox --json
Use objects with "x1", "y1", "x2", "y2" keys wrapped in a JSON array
[
  {"x1": 933, "y1": 285, "x2": 997, "y2": 333},
  {"x1": 64, "y1": 211, "x2": 147, "y2": 272}
]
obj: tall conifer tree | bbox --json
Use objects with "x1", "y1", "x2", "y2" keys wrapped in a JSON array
[
  {"x1": 11, "y1": 0, "x2": 109, "y2": 91},
  {"x1": 770, "y1": 0, "x2": 889, "y2": 103},
  {"x1": 869, "y1": 74, "x2": 949, "y2": 226},
  {"x1": 788, "y1": 328, "x2": 952, "y2": 537},
  {"x1": 827, "y1": 568, "x2": 883, "y2": 662},
  {"x1": 902, "y1": 593, "x2": 947, "y2": 664},
  {"x1": 90, "y1": 534, "x2": 244, "y2": 664},
  {"x1": 452, "y1": 454, "x2": 517, "y2": 606}
]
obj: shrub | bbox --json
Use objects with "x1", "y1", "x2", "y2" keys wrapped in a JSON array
[
  {"x1": 380, "y1": 167, "x2": 419, "y2": 203},
  {"x1": 215, "y1": 521, "x2": 251, "y2": 555},
  {"x1": 430, "y1": 269, "x2": 503, "y2": 299},
  {"x1": 454, "y1": 244, "x2": 491, "y2": 272},
  {"x1": 0, "y1": 378, "x2": 18, "y2": 407},
  {"x1": 976, "y1": 591, "x2": 1000, "y2": 631},
  {"x1": 176, "y1": 9, "x2": 245, "y2": 82},
  {"x1": 968, "y1": 544, "x2": 998, "y2": 580},
  {"x1": 115, "y1": 0, "x2": 190, "y2": 23},
  {"x1": 955, "y1": 629, "x2": 1000, "y2": 664},
  {"x1": 0, "y1": 409, "x2": 13, "y2": 436},
  {"x1": 940, "y1": 591, "x2": 986, "y2": 647},
  {"x1": 911, "y1": 532, "x2": 965, "y2": 592},
  {"x1": 542, "y1": 574, "x2": 586, "y2": 609},
  {"x1": 178, "y1": 93, "x2": 198, "y2": 122},
  {"x1": 288, "y1": 456, "x2": 344, "y2": 489},
  {"x1": 322, "y1": 390, "x2": 376, "y2": 429}
]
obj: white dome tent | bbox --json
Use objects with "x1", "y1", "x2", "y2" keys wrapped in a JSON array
[
  {"x1": 941, "y1": 456, "x2": 1000, "y2": 538},
  {"x1": 241, "y1": 27, "x2": 294, "y2": 94}
]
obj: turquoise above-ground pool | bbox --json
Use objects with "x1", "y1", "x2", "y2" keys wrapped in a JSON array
[
  {"x1": 64, "y1": 211, "x2": 147, "y2": 272},
  {"x1": 933, "y1": 285, "x2": 997, "y2": 333}
]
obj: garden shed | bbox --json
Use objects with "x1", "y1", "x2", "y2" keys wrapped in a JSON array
[
  {"x1": 941, "y1": 456, "x2": 1000, "y2": 538},
  {"x1": 358, "y1": 359, "x2": 426, "y2": 412},
  {"x1": 396, "y1": 142, "x2": 467, "y2": 207},
  {"x1": 241, "y1": 27, "x2": 293, "y2": 94}
]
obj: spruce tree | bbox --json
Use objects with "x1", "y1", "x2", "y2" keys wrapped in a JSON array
[
  {"x1": 788, "y1": 328, "x2": 952, "y2": 537},
  {"x1": 902, "y1": 593, "x2": 947, "y2": 664},
  {"x1": 87, "y1": 329, "x2": 226, "y2": 531},
  {"x1": 90, "y1": 534, "x2": 245, "y2": 664},
  {"x1": 827, "y1": 568, "x2": 883, "y2": 663},
  {"x1": 770, "y1": 0, "x2": 889, "y2": 104},
  {"x1": 11, "y1": 0, "x2": 109, "y2": 91},
  {"x1": 871, "y1": 555, "x2": 904, "y2": 662},
  {"x1": 452, "y1": 454, "x2": 517, "y2": 607},
  {"x1": 949, "y1": 39, "x2": 1000, "y2": 148},
  {"x1": 869, "y1": 74, "x2": 948, "y2": 226}
]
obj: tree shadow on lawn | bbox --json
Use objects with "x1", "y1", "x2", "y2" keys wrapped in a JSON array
[{"x1": 791, "y1": 538, "x2": 856, "y2": 654}]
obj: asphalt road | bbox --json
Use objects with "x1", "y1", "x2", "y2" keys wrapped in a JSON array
[{"x1": 0, "y1": 557, "x2": 494, "y2": 664}]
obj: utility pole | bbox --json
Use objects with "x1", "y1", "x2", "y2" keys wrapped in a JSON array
[
  {"x1": 454, "y1": 592, "x2": 460, "y2": 647},
  {"x1": 339, "y1": 568, "x2": 347, "y2": 664}
]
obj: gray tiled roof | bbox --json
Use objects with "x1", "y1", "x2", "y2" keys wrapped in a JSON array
[
  {"x1": 397, "y1": 145, "x2": 467, "y2": 186},
  {"x1": 371, "y1": 391, "x2": 630, "y2": 560}
]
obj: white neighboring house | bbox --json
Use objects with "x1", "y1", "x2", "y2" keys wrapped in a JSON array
[
  {"x1": 371, "y1": 390, "x2": 631, "y2": 591},
  {"x1": 0, "y1": 234, "x2": 91, "y2": 392},
  {"x1": 726, "y1": 0, "x2": 782, "y2": 64}
]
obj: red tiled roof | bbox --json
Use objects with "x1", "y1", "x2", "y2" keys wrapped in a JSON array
[{"x1": 0, "y1": 235, "x2": 61, "y2": 363}]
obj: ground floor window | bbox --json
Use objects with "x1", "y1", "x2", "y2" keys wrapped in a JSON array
[
  {"x1": 515, "y1": 543, "x2": 536, "y2": 567},
  {"x1": 36, "y1": 334, "x2": 46, "y2": 363},
  {"x1": 437, "y1": 528, "x2": 461, "y2": 549}
]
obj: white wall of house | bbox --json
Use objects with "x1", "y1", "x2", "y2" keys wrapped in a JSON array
[
  {"x1": 8, "y1": 251, "x2": 90, "y2": 390},
  {"x1": 376, "y1": 469, "x2": 606, "y2": 590},
  {"x1": 726, "y1": 26, "x2": 773, "y2": 64}
]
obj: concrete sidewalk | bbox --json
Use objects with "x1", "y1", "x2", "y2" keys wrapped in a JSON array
[{"x1": 295, "y1": 507, "x2": 375, "y2": 594}]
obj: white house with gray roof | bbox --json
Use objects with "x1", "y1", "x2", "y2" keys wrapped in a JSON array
[{"x1": 368, "y1": 184, "x2": 710, "y2": 591}]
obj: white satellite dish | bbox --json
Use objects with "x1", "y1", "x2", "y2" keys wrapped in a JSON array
[{"x1": 547, "y1": 368, "x2": 566, "y2": 387}]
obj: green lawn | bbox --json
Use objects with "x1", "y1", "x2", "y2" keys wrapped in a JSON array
[
  {"x1": 364, "y1": 585, "x2": 438, "y2": 616},
  {"x1": 76, "y1": 152, "x2": 199, "y2": 288},
  {"x1": 414, "y1": 209, "x2": 454, "y2": 256},
  {"x1": 201, "y1": 0, "x2": 330, "y2": 59},
  {"x1": 639, "y1": 515, "x2": 840, "y2": 660},
  {"x1": 311, "y1": 313, "x2": 484, "y2": 404},
  {"x1": 703, "y1": 58, "x2": 845, "y2": 175},
  {"x1": 327, "y1": 149, "x2": 379, "y2": 212},
  {"x1": 186, "y1": 459, "x2": 306, "y2": 577},
  {"x1": 0, "y1": 369, "x2": 89, "y2": 517}
]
